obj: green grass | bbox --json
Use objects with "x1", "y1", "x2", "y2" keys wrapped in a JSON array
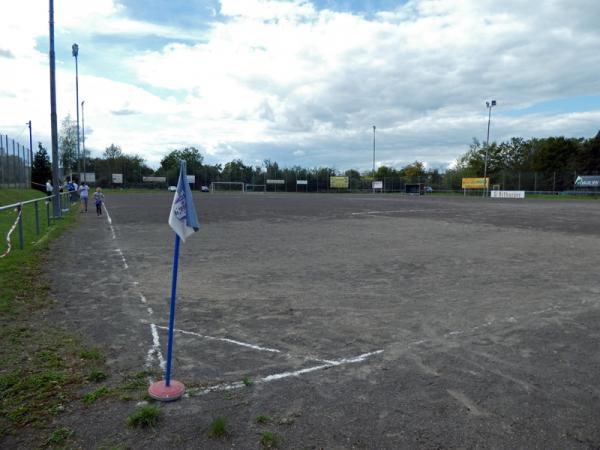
[
  {"x1": 83, "y1": 386, "x2": 111, "y2": 405},
  {"x1": 208, "y1": 416, "x2": 228, "y2": 438},
  {"x1": 87, "y1": 369, "x2": 108, "y2": 382},
  {"x1": 260, "y1": 431, "x2": 280, "y2": 448},
  {"x1": 80, "y1": 348, "x2": 104, "y2": 361},
  {"x1": 242, "y1": 376, "x2": 253, "y2": 387},
  {"x1": 47, "y1": 426, "x2": 74, "y2": 445},
  {"x1": 0, "y1": 189, "x2": 109, "y2": 441},
  {"x1": 126, "y1": 405, "x2": 160, "y2": 428},
  {"x1": 256, "y1": 415, "x2": 271, "y2": 424}
]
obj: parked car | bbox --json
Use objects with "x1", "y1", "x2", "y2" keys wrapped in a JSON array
[
  {"x1": 424, "y1": 186, "x2": 433, "y2": 193},
  {"x1": 201, "y1": 185, "x2": 210, "y2": 192},
  {"x1": 168, "y1": 185, "x2": 177, "y2": 192}
]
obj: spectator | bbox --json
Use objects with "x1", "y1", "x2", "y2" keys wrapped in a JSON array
[
  {"x1": 79, "y1": 182, "x2": 89, "y2": 213},
  {"x1": 45, "y1": 180, "x2": 52, "y2": 196},
  {"x1": 93, "y1": 187, "x2": 105, "y2": 216}
]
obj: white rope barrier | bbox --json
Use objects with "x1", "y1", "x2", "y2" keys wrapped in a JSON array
[{"x1": 0, "y1": 207, "x2": 22, "y2": 259}]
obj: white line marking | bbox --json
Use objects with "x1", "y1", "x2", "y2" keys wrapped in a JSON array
[
  {"x1": 189, "y1": 350, "x2": 384, "y2": 396},
  {"x1": 150, "y1": 324, "x2": 166, "y2": 369},
  {"x1": 103, "y1": 204, "x2": 112, "y2": 225},
  {"x1": 351, "y1": 209, "x2": 428, "y2": 216},
  {"x1": 156, "y1": 325, "x2": 282, "y2": 354}
]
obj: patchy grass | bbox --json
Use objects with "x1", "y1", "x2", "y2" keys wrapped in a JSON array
[
  {"x1": 242, "y1": 376, "x2": 254, "y2": 387},
  {"x1": 46, "y1": 426, "x2": 74, "y2": 445},
  {"x1": 80, "y1": 348, "x2": 104, "y2": 361},
  {"x1": 83, "y1": 386, "x2": 111, "y2": 405},
  {"x1": 260, "y1": 431, "x2": 280, "y2": 448},
  {"x1": 256, "y1": 415, "x2": 271, "y2": 425},
  {"x1": 208, "y1": 416, "x2": 228, "y2": 438},
  {"x1": 87, "y1": 369, "x2": 108, "y2": 382},
  {"x1": 0, "y1": 189, "x2": 110, "y2": 445},
  {"x1": 126, "y1": 405, "x2": 160, "y2": 428}
]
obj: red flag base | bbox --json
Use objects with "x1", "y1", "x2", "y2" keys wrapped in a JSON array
[{"x1": 148, "y1": 379, "x2": 185, "y2": 402}]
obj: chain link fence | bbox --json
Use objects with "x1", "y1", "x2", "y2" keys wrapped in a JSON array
[{"x1": 0, "y1": 132, "x2": 31, "y2": 189}]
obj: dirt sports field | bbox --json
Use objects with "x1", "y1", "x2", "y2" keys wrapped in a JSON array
[{"x1": 48, "y1": 193, "x2": 600, "y2": 449}]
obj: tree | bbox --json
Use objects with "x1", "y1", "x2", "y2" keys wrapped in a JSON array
[
  {"x1": 159, "y1": 148, "x2": 204, "y2": 174},
  {"x1": 31, "y1": 142, "x2": 52, "y2": 190},
  {"x1": 59, "y1": 115, "x2": 78, "y2": 178},
  {"x1": 402, "y1": 161, "x2": 426, "y2": 179}
]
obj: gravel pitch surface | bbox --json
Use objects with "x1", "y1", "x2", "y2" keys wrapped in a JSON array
[{"x1": 49, "y1": 193, "x2": 600, "y2": 449}]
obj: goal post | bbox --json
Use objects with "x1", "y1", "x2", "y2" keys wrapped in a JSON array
[
  {"x1": 245, "y1": 184, "x2": 266, "y2": 193},
  {"x1": 210, "y1": 182, "x2": 245, "y2": 193}
]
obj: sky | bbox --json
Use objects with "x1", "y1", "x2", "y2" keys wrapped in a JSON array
[{"x1": 1, "y1": 0, "x2": 600, "y2": 172}]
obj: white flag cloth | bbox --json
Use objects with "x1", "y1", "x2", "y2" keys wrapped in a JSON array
[{"x1": 168, "y1": 160, "x2": 200, "y2": 241}]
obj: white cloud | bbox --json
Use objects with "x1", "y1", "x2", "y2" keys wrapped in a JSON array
[{"x1": 2, "y1": 0, "x2": 600, "y2": 170}]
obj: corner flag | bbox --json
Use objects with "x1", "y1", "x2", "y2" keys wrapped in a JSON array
[
  {"x1": 168, "y1": 160, "x2": 199, "y2": 241},
  {"x1": 149, "y1": 160, "x2": 200, "y2": 401}
]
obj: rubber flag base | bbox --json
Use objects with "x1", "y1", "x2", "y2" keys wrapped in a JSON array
[{"x1": 148, "y1": 379, "x2": 185, "y2": 402}]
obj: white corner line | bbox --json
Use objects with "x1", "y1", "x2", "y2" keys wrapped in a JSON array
[
  {"x1": 155, "y1": 325, "x2": 283, "y2": 354},
  {"x1": 149, "y1": 324, "x2": 166, "y2": 370},
  {"x1": 188, "y1": 349, "x2": 384, "y2": 397}
]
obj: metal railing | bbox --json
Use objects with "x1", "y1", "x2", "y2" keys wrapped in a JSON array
[{"x1": 0, "y1": 192, "x2": 73, "y2": 256}]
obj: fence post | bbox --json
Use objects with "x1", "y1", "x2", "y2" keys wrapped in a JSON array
[
  {"x1": 46, "y1": 199, "x2": 50, "y2": 226},
  {"x1": 35, "y1": 200, "x2": 40, "y2": 235},
  {"x1": 17, "y1": 204, "x2": 24, "y2": 250}
]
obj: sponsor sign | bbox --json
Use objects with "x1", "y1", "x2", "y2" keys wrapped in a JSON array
[
  {"x1": 462, "y1": 177, "x2": 489, "y2": 189},
  {"x1": 143, "y1": 176, "x2": 167, "y2": 183},
  {"x1": 266, "y1": 179, "x2": 285, "y2": 184},
  {"x1": 330, "y1": 176, "x2": 349, "y2": 189},
  {"x1": 186, "y1": 175, "x2": 195, "y2": 184},
  {"x1": 79, "y1": 172, "x2": 95, "y2": 183},
  {"x1": 372, "y1": 180, "x2": 383, "y2": 189},
  {"x1": 575, "y1": 176, "x2": 600, "y2": 187},
  {"x1": 491, "y1": 190, "x2": 525, "y2": 199},
  {"x1": 296, "y1": 179, "x2": 308, "y2": 185},
  {"x1": 112, "y1": 173, "x2": 123, "y2": 184}
]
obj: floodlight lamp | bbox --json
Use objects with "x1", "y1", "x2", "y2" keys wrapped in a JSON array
[
  {"x1": 72, "y1": 43, "x2": 79, "y2": 57},
  {"x1": 486, "y1": 101, "x2": 490, "y2": 108},
  {"x1": 491, "y1": 100, "x2": 497, "y2": 106}
]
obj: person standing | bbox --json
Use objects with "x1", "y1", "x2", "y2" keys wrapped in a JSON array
[
  {"x1": 79, "y1": 182, "x2": 89, "y2": 212},
  {"x1": 93, "y1": 187, "x2": 105, "y2": 216},
  {"x1": 46, "y1": 180, "x2": 53, "y2": 196}
]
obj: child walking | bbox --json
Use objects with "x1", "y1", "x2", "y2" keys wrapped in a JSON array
[{"x1": 93, "y1": 187, "x2": 105, "y2": 216}]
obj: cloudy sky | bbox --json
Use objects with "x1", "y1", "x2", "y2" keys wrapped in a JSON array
[{"x1": 1, "y1": 0, "x2": 600, "y2": 171}]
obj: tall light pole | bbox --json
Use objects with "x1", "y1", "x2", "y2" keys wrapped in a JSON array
[
  {"x1": 372, "y1": 125, "x2": 376, "y2": 192},
  {"x1": 482, "y1": 100, "x2": 496, "y2": 197},
  {"x1": 27, "y1": 120, "x2": 33, "y2": 173},
  {"x1": 72, "y1": 43, "x2": 81, "y2": 182},
  {"x1": 49, "y1": 0, "x2": 60, "y2": 217},
  {"x1": 81, "y1": 100, "x2": 86, "y2": 183}
]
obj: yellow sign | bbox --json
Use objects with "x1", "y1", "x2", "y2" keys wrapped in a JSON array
[
  {"x1": 462, "y1": 177, "x2": 489, "y2": 189},
  {"x1": 330, "y1": 176, "x2": 349, "y2": 189}
]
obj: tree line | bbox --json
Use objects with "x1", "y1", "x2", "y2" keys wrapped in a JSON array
[{"x1": 31, "y1": 114, "x2": 600, "y2": 192}]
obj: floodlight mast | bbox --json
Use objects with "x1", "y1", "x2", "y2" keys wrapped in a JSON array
[
  {"x1": 49, "y1": 0, "x2": 60, "y2": 217},
  {"x1": 72, "y1": 43, "x2": 81, "y2": 182},
  {"x1": 482, "y1": 100, "x2": 496, "y2": 197},
  {"x1": 372, "y1": 125, "x2": 376, "y2": 193}
]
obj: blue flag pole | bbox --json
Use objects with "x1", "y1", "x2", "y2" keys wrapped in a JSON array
[{"x1": 165, "y1": 233, "x2": 181, "y2": 387}]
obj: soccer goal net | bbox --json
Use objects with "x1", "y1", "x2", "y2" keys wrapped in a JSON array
[
  {"x1": 210, "y1": 182, "x2": 245, "y2": 193},
  {"x1": 245, "y1": 184, "x2": 266, "y2": 193}
]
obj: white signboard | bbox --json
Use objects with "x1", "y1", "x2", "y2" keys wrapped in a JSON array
[
  {"x1": 372, "y1": 180, "x2": 383, "y2": 189},
  {"x1": 112, "y1": 173, "x2": 123, "y2": 184},
  {"x1": 491, "y1": 190, "x2": 525, "y2": 199},
  {"x1": 267, "y1": 179, "x2": 285, "y2": 184},
  {"x1": 296, "y1": 180, "x2": 308, "y2": 185},
  {"x1": 143, "y1": 176, "x2": 167, "y2": 183},
  {"x1": 186, "y1": 175, "x2": 195, "y2": 184},
  {"x1": 79, "y1": 172, "x2": 95, "y2": 183}
]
